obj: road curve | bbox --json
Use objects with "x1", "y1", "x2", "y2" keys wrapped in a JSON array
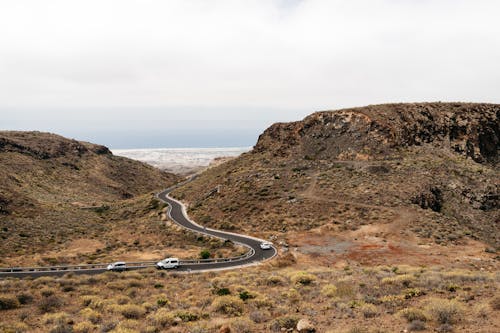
[
  {"x1": 156, "y1": 183, "x2": 277, "y2": 272},
  {"x1": 0, "y1": 179, "x2": 276, "y2": 278}
]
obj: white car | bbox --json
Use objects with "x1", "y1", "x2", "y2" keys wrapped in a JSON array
[
  {"x1": 260, "y1": 242, "x2": 273, "y2": 250},
  {"x1": 107, "y1": 261, "x2": 127, "y2": 271},
  {"x1": 156, "y1": 257, "x2": 180, "y2": 269}
]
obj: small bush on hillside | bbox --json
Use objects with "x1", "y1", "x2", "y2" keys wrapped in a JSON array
[
  {"x1": 38, "y1": 295, "x2": 63, "y2": 313},
  {"x1": 16, "y1": 293, "x2": 34, "y2": 305},
  {"x1": 321, "y1": 284, "x2": 338, "y2": 298},
  {"x1": 360, "y1": 303, "x2": 378, "y2": 318},
  {"x1": 175, "y1": 310, "x2": 199, "y2": 322},
  {"x1": 80, "y1": 296, "x2": 104, "y2": 310},
  {"x1": 73, "y1": 321, "x2": 95, "y2": 333},
  {"x1": 118, "y1": 304, "x2": 146, "y2": 319},
  {"x1": 490, "y1": 295, "x2": 500, "y2": 310},
  {"x1": 266, "y1": 275, "x2": 286, "y2": 286},
  {"x1": 239, "y1": 290, "x2": 256, "y2": 301},
  {"x1": 211, "y1": 296, "x2": 244, "y2": 316},
  {"x1": 425, "y1": 298, "x2": 464, "y2": 324},
  {"x1": 200, "y1": 249, "x2": 211, "y2": 259},
  {"x1": 148, "y1": 308, "x2": 175, "y2": 328},
  {"x1": 215, "y1": 287, "x2": 231, "y2": 296},
  {"x1": 80, "y1": 307, "x2": 102, "y2": 324},
  {"x1": 399, "y1": 307, "x2": 428, "y2": 322},
  {"x1": 156, "y1": 295, "x2": 169, "y2": 307},
  {"x1": 269, "y1": 316, "x2": 299, "y2": 332},
  {"x1": 407, "y1": 320, "x2": 426, "y2": 331},
  {"x1": 0, "y1": 295, "x2": 20, "y2": 310},
  {"x1": 290, "y1": 271, "x2": 316, "y2": 286}
]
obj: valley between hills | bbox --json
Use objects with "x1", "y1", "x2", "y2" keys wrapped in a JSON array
[{"x1": 0, "y1": 102, "x2": 499, "y2": 333}]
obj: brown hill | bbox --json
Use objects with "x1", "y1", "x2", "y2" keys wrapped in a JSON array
[
  {"x1": 0, "y1": 132, "x2": 247, "y2": 266},
  {"x1": 173, "y1": 103, "x2": 499, "y2": 268}
]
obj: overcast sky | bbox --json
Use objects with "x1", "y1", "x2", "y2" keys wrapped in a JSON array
[{"x1": 1, "y1": 0, "x2": 499, "y2": 148}]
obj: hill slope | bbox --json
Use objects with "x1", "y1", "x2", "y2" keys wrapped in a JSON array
[
  {"x1": 173, "y1": 103, "x2": 499, "y2": 266},
  {"x1": 0, "y1": 132, "x2": 185, "y2": 265}
]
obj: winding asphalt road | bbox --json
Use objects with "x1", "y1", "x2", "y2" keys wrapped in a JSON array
[{"x1": 0, "y1": 179, "x2": 276, "y2": 278}]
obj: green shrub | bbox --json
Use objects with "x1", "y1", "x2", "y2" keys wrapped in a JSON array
[
  {"x1": 239, "y1": 290, "x2": 256, "y2": 301},
  {"x1": 200, "y1": 249, "x2": 211, "y2": 259},
  {"x1": 216, "y1": 287, "x2": 231, "y2": 296},
  {"x1": 0, "y1": 295, "x2": 20, "y2": 310},
  {"x1": 157, "y1": 295, "x2": 170, "y2": 307}
]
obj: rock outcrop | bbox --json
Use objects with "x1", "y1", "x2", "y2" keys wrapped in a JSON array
[{"x1": 254, "y1": 103, "x2": 499, "y2": 164}]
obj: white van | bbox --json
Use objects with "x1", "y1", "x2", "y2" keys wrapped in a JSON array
[{"x1": 156, "y1": 257, "x2": 180, "y2": 269}]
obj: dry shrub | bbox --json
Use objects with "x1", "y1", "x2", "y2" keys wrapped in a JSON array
[
  {"x1": 42, "y1": 312, "x2": 69, "y2": 325},
  {"x1": 118, "y1": 304, "x2": 146, "y2": 319},
  {"x1": 290, "y1": 271, "x2": 316, "y2": 286},
  {"x1": 266, "y1": 275, "x2": 287, "y2": 286},
  {"x1": 16, "y1": 293, "x2": 34, "y2": 305},
  {"x1": 360, "y1": 303, "x2": 378, "y2": 318},
  {"x1": 0, "y1": 322, "x2": 29, "y2": 333},
  {"x1": 211, "y1": 296, "x2": 244, "y2": 316},
  {"x1": 0, "y1": 295, "x2": 20, "y2": 310},
  {"x1": 73, "y1": 321, "x2": 95, "y2": 333},
  {"x1": 148, "y1": 308, "x2": 176, "y2": 328},
  {"x1": 425, "y1": 298, "x2": 464, "y2": 324},
  {"x1": 273, "y1": 251, "x2": 296, "y2": 267},
  {"x1": 80, "y1": 295, "x2": 104, "y2": 310},
  {"x1": 335, "y1": 280, "x2": 356, "y2": 299},
  {"x1": 230, "y1": 317, "x2": 254, "y2": 333},
  {"x1": 407, "y1": 320, "x2": 426, "y2": 331},
  {"x1": 80, "y1": 307, "x2": 102, "y2": 324},
  {"x1": 38, "y1": 295, "x2": 63, "y2": 313},
  {"x1": 399, "y1": 307, "x2": 428, "y2": 322},
  {"x1": 381, "y1": 274, "x2": 416, "y2": 288},
  {"x1": 321, "y1": 284, "x2": 337, "y2": 298},
  {"x1": 269, "y1": 316, "x2": 299, "y2": 332},
  {"x1": 490, "y1": 295, "x2": 500, "y2": 311}
]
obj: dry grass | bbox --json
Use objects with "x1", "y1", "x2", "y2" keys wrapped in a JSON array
[{"x1": 0, "y1": 264, "x2": 497, "y2": 332}]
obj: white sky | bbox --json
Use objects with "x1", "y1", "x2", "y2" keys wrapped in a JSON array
[{"x1": 1, "y1": 0, "x2": 499, "y2": 147}]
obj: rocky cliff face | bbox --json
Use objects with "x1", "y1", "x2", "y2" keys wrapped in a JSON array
[{"x1": 254, "y1": 103, "x2": 499, "y2": 164}]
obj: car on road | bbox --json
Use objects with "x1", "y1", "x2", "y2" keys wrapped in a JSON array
[
  {"x1": 156, "y1": 257, "x2": 180, "y2": 269},
  {"x1": 260, "y1": 242, "x2": 273, "y2": 250},
  {"x1": 107, "y1": 261, "x2": 127, "y2": 271}
]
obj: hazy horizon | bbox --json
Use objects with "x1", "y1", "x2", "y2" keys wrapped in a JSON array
[{"x1": 2, "y1": 1, "x2": 499, "y2": 148}]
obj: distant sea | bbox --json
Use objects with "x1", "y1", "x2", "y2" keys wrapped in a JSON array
[{"x1": 112, "y1": 147, "x2": 251, "y2": 175}]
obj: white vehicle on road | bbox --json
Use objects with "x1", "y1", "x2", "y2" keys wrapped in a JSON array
[
  {"x1": 107, "y1": 262, "x2": 127, "y2": 271},
  {"x1": 260, "y1": 242, "x2": 273, "y2": 250},
  {"x1": 156, "y1": 257, "x2": 180, "y2": 269}
]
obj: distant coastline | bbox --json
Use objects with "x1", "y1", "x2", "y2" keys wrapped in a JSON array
[{"x1": 112, "y1": 146, "x2": 251, "y2": 175}]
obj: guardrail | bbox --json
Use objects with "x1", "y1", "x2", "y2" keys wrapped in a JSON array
[{"x1": 0, "y1": 249, "x2": 256, "y2": 274}]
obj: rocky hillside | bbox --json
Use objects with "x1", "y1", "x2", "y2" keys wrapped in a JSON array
[
  {"x1": 174, "y1": 103, "x2": 499, "y2": 255},
  {"x1": 0, "y1": 131, "x2": 182, "y2": 265},
  {"x1": 255, "y1": 103, "x2": 498, "y2": 164}
]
